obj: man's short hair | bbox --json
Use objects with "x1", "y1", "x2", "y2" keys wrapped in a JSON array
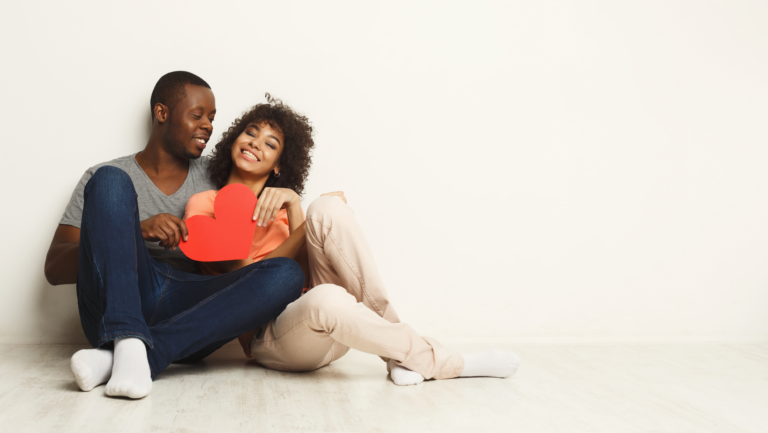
[{"x1": 149, "y1": 71, "x2": 211, "y2": 118}]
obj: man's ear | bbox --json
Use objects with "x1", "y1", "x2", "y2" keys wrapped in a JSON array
[{"x1": 153, "y1": 103, "x2": 169, "y2": 124}]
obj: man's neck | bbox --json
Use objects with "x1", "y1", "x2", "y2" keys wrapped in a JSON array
[
  {"x1": 135, "y1": 138, "x2": 189, "y2": 177},
  {"x1": 134, "y1": 133, "x2": 190, "y2": 196}
]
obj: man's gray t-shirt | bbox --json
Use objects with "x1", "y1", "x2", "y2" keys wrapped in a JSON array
[{"x1": 59, "y1": 153, "x2": 216, "y2": 273}]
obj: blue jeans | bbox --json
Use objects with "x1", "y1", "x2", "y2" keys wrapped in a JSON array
[{"x1": 76, "y1": 166, "x2": 304, "y2": 379}]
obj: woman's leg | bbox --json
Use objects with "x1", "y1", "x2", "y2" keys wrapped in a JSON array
[
  {"x1": 251, "y1": 284, "x2": 463, "y2": 380},
  {"x1": 256, "y1": 196, "x2": 464, "y2": 379},
  {"x1": 304, "y1": 196, "x2": 400, "y2": 323},
  {"x1": 302, "y1": 196, "x2": 520, "y2": 383}
]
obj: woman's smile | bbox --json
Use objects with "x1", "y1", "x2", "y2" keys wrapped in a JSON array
[{"x1": 240, "y1": 148, "x2": 261, "y2": 162}]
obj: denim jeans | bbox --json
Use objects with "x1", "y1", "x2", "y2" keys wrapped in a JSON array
[{"x1": 76, "y1": 166, "x2": 304, "y2": 379}]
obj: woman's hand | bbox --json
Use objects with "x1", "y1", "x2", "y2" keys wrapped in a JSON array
[
  {"x1": 253, "y1": 188, "x2": 301, "y2": 227},
  {"x1": 321, "y1": 191, "x2": 347, "y2": 204}
]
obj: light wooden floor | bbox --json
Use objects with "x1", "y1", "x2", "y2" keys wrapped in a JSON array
[{"x1": 0, "y1": 343, "x2": 766, "y2": 433}]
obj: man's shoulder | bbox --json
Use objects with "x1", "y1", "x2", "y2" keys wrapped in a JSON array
[{"x1": 83, "y1": 153, "x2": 139, "y2": 175}]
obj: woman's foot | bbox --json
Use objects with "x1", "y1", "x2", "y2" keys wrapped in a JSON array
[
  {"x1": 71, "y1": 348, "x2": 113, "y2": 391},
  {"x1": 105, "y1": 338, "x2": 153, "y2": 399},
  {"x1": 459, "y1": 350, "x2": 521, "y2": 378},
  {"x1": 388, "y1": 360, "x2": 425, "y2": 386}
]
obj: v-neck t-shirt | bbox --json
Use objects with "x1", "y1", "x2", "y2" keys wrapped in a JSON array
[{"x1": 59, "y1": 152, "x2": 216, "y2": 273}]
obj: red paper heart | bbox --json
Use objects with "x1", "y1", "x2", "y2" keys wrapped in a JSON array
[{"x1": 180, "y1": 183, "x2": 258, "y2": 262}]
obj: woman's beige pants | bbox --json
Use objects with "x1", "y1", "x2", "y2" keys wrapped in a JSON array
[{"x1": 250, "y1": 196, "x2": 464, "y2": 380}]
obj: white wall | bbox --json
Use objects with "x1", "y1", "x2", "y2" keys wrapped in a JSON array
[{"x1": 1, "y1": 0, "x2": 766, "y2": 345}]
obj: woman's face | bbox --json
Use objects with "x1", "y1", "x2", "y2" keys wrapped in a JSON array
[{"x1": 230, "y1": 121, "x2": 285, "y2": 178}]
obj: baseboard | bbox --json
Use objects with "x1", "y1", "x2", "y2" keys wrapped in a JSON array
[
  {"x1": 436, "y1": 335, "x2": 768, "y2": 345},
  {"x1": 2, "y1": 334, "x2": 767, "y2": 346}
]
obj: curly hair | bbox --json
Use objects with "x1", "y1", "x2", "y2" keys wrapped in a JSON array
[{"x1": 208, "y1": 94, "x2": 314, "y2": 196}]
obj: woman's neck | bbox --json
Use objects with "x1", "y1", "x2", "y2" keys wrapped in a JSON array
[{"x1": 226, "y1": 169, "x2": 269, "y2": 196}]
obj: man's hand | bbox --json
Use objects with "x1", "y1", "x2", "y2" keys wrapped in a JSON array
[
  {"x1": 140, "y1": 213, "x2": 188, "y2": 250},
  {"x1": 321, "y1": 191, "x2": 347, "y2": 204},
  {"x1": 253, "y1": 187, "x2": 301, "y2": 227}
]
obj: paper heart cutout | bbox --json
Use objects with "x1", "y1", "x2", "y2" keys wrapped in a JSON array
[{"x1": 180, "y1": 183, "x2": 258, "y2": 262}]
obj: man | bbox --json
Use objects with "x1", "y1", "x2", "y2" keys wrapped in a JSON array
[{"x1": 44, "y1": 71, "x2": 304, "y2": 399}]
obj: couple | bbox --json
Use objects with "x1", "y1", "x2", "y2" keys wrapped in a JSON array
[{"x1": 44, "y1": 71, "x2": 520, "y2": 399}]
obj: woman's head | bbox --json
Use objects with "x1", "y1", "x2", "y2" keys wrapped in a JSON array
[{"x1": 208, "y1": 94, "x2": 314, "y2": 195}]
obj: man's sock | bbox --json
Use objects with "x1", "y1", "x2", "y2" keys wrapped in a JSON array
[
  {"x1": 459, "y1": 350, "x2": 521, "y2": 378},
  {"x1": 105, "y1": 337, "x2": 153, "y2": 399},
  {"x1": 387, "y1": 359, "x2": 425, "y2": 386},
  {"x1": 71, "y1": 348, "x2": 113, "y2": 391}
]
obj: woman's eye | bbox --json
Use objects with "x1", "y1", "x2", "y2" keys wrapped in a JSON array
[
  {"x1": 268, "y1": 143, "x2": 275, "y2": 149},
  {"x1": 247, "y1": 132, "x2": 255, "y2": 137}
]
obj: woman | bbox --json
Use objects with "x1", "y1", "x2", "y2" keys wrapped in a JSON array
[{"x1": 185, "y1": 95, "x2": 520, "y2": 385}]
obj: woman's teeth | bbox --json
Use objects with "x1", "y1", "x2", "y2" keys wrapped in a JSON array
[{"x1": 242, "y1": 150, "x2": 259, "y2": 161}]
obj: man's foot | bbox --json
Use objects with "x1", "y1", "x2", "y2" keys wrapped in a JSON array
[
  {"x1": 71, "y1": 348, "x2": 113, "y2": 391},
  {"x1": 459, "y1": 350, "x2": 521, "y2": 378},
  {"x1": 388, "y1": 360, "x2": 425, "y2": 386},
  {"x1": 105, "y1": 338, "x2": 153, "y2": 399}
]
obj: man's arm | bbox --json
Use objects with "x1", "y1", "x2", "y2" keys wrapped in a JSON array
[
  {"x1": 44, "y1": 225, "x2": 80, "y2": 286},
  {"x1": 45, "y1": 214, "x2": 188, "y2": 286}
]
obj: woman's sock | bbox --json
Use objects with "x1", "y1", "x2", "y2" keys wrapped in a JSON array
[
  {"x1": 459, "y1": 350, "x2": 521, "y2": 378},
  {"x1": 387, "y1": 360, "x2": 425, "y2": 386},
  {"x1": 105, "y1": 337, "x2": 153, "y2": 399},
  {"x1": 70, "y1": 348, "x2": 113, "y2": 391}
]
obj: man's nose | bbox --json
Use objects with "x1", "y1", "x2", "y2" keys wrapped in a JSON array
[{"x1": 201, "y1": 118, "x2": 213, "y2": 133}]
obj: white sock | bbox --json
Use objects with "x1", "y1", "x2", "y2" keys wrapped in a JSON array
[
  {"x1": 71, "y1": 348, "x2": 113, "y2": 391},
  {"x1": 459, "y1": 350, "x2": 521, "y2": 378},
  {"x1": 388, "y1": 360, "x2": 424, "y2": 386},
  {"x1": 105, "y1": 338, "x2": 153, "y2": 399}
]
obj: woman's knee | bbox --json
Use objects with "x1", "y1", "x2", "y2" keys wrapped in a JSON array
[
  {"x1": 306, "y1": 195, "x2": 348, "y2": 222},
  {"x1": 300, "y1": 284, "x2": 355, "y2": 315}
]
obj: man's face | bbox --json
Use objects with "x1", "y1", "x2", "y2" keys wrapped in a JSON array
[{"x1": 162, "y1": 84, "x2": 216, "y2": 159}]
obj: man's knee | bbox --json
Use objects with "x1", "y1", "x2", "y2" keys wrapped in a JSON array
[
  {"x1": 266, "y1": 257, "x2": 306, "y2": 302},
  {"x1": 85, "y1": 166, "x2": 135, "y2": 199}
]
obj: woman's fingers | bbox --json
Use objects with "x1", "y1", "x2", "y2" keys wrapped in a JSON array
[
  {"x1": 252, "y1": 191, "x2": 264, "y2": 221},
  {"x1": 268, "y1": 199, "x2": 282, "y2": 223},
  {"x1": 258, "y1": 190, "x2": 277, "y2": 226}
]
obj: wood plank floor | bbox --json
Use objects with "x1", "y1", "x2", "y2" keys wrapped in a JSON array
[{"x1": 0, "y1": 343, "x2": 766, "y2": 432}]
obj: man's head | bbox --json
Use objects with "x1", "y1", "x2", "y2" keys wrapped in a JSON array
[{"x1": 150, "y1": 71, "x2": 216, "y2": 159}]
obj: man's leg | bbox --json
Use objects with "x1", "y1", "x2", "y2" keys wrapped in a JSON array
[
  {"x1": 74, "y1": 166, "x2": 161, "y2": 396},
  {"x1": 144, "y1": 257, "x2": 305, "y2": 378},
  {"x1": 73, "y1": 167, "x2": 305, "y2": 396},
  {"x1": 76, "y1": 166, "x2": 158, "y2": 350}
]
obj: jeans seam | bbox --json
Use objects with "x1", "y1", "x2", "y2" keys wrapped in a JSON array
[
  {"x1": 147, "y1": 274, "x2": 171, "y2": 327},
  {"x1": 97, "y1": 331, "x2": 154, "y2": 350},
  {"x1": 160, "y1": 264, "x2": 262, "y2": 328},
  {"x1": 77, "y1": 286, "x2": 103, "y2": 320}
]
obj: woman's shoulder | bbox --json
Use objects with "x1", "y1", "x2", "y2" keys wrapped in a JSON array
[{"x1": 185, "y1": 190, "x2": 217, "y2": 218}]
